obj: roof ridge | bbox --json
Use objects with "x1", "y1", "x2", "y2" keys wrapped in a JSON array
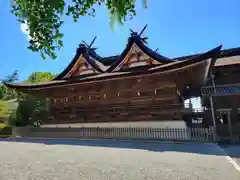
[{"x1": 173, "y1": 47, "x2": 240, "y2": 61}]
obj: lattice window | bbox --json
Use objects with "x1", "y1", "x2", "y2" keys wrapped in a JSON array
[
  {"x1": 96, "y1": 95, "x2": 101, "y2": 100},
  {"x1": 78, "y1": 96, "x2": 83, "y2": 101},
  {"x1": 61, "y1": 97, "x2": 68, "y2": 104}
]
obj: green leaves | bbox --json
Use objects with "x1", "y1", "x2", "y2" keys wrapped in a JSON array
[
  {"x1": 7, "y1": 71, "x2": 56, "y2": 126},
  {"x1": 11, "y1": 0, "x2": 65, "y2": 60},
  {"x1": 11, "y1": 0, "x2": 147, "y2": 60},
  {"x1": 26, "y1": 72, "x2": 56, "y2": 83}
]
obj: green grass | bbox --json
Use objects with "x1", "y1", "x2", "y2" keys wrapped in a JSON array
[
  {"x1": 0, "y1": 124, "x2": 10, "y2": 128},
  {"x1": 0, "y1": 100, "x2": 18, "y2": 125},
  {"x1": 0, "y1": 100, "x2": 12, "y2": 118}
]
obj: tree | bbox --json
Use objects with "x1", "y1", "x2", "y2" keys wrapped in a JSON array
[
  {"x1": 11, "y1": 0, "x2": 147, "y2": 60},
  {"x1": 26, "y1": 72, "x2": 56, "y2": 83},
  {"x1": 8, "y1": 72, "x2": 56, "y2": 126},
  {"x1": 3, "y1": 70, "x2": 19, "y2": 83},
  {"x1": 0, "y1": 70, "x2": 19, "y2": 100}
]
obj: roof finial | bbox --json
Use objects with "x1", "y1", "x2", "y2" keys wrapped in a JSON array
[
  {"x1": 81, "y1": 36, "x2": 98, "y2": 51},
  {"x1": 82, "y1": 40, "x2": 88, "y2": 47},
  {"x1": 129, "y1": 24, "x2": 148, "y2": 44},
  {"x1": 139, "y1": 24, "x2": 147, "y2": 36},
  {"x1": 89, "y1": 36, "x2": 97, "y2": 49},
  {"x1": 129, "y1": 28, "x2": 138, "y2": 37}
]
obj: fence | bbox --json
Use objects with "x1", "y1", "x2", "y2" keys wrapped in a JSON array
[{"x1": 12, "y1": 127, "x2": 216, "y2": 142}]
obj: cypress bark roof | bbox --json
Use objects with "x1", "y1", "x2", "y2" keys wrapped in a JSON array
[
  {"x1": 105, "y1": 34, "x2": 174, "y2": 72},
  {"x1": 53, "y1": 44, "x2": 106, "y2": 80},
  {"x1": 4, "y1": 45, "x2": 222, "y2": 90},
  {"x1": 100, "y1": 47, "x2": 240, "y2": 67}
]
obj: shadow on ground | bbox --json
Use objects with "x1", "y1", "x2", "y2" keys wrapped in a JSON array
[
  {"x1": 219, "y1": 144, "x2": 240, "y2": 159},
  {"x1": 1, "y1": 138, "x2": 236, "y2": 157}
]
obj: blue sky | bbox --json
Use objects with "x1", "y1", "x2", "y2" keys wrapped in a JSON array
[{"x1": 0, "y1": 0, "x2": 240, "y2": 81}]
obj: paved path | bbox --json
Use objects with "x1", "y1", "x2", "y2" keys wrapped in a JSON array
[{"x1": 0, "y1": 139, "x2": 239, "y2": 180}]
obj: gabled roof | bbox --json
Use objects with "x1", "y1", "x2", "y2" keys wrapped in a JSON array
[
  {"x1": 149, "y1": 45, "x2": 222, "y2": 73},
  {"x1": 54, "y1": 31, "x2": 176, "y2": 79},
  {"x1": 54, "y1": 44, "x2": 106, "y2": 80},
  {"x1": 4, "y1": 45, "x2": 222, "y2": 90},
  {"x1": 106, "y1": 33, "x2": 174, "y2": 72},
  {"x1": 99, "y1": 47, "x2": 240, "y2": 67},
  {"x1": 52, "y1": 30, "x2": 240, "y2": 81}
]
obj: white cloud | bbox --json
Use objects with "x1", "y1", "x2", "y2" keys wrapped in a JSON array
[
  {"x1": 20, "y1": 21, "x2": 41, "y2": 49},
  {"x1": 20, "y1": 21, "x2": 31, "y2": 40}
]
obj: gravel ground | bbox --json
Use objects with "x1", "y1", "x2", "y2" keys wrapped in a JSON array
[{"x1": 0, "y1": 139, "x2": 239, "y2": 180}]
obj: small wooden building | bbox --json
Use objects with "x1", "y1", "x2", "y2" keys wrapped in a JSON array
[{"x1": 177, "y1": 47, "x2": 240, "y2": 128}]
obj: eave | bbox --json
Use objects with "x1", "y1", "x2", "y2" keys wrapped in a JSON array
[
  {"x1": 4, "y1": 45, "x2": 222, "y2": 91},
  {"x1": 173, "y1": 47, "x2": 240, "y2": 68},
  {"x1": 149, "y1": 45, "x2": 222, "y2": 74}
]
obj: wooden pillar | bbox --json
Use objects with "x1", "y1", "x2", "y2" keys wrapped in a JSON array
[
  {"x1": 210, "y1": 96, "x2": 217, "y2": 129},
  {"x1": 210, "y1": 96, "x2": 217, "y2": 141},
  {"x1": 230, "y1": 95, "x2": 238, "y2": 125},
  {"x1": 188, "y1": 98, "x2": 191, "y2": 108},
  {"x1": 227, "y1": 110, "x2": 233, "y2": 141}
]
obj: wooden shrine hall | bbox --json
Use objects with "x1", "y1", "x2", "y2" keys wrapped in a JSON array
[{"x1": 5, "y1": 26, "x2": 224, "y2": 126}]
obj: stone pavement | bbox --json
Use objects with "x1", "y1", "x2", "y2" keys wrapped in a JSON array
[{"x1": 0, "y1": 139, "x2": 239, "y2": 180}]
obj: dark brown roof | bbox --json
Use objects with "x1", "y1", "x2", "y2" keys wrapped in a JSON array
[
  {"x1": 103, "y1": 34, "x2": 175, "y2": 72},
  {"x1": 52, "y1": 29, "x2": 240, "y2": 81},
  {"x1": 54, "y1": 33, "x2": 176, "y2": 79},
  {"x1": 4, "y1": 45, "x2": 222, "y2": 90},
  {"x1": 173, "y1": 47, "x2": 240, "y2": 67},
  {"x1": 99, "y1": 47, "x2": 240, "y2": 67},
  {"x1": 53, "y1": 44, "x2": 105, "y2": 80}
]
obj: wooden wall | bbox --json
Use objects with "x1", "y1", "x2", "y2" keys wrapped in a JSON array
[
  {"x1": 42, "y1": 78, "x2": 181, "y2": 124},
  {"x1": 32, "y1": 59, "x2": 210, "y2": 124}
]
